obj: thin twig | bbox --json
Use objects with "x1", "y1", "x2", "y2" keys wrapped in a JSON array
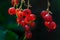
[{"x1": 47, "y1": 0, "x2": 50, "y2": 11}]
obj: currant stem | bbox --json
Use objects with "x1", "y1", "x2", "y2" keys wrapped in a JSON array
[
  {"x1": 27, "y1": 0, "x2": 32, "y2": 9},
  {"x1": 19, "y1": 0, "x2": 25, "y2": 10},
  {"x1": 47, "y1": 0, "x2": 50, "y2": 11},
  {"x1": 19, "y1": 0, "x2": 23, "y2": 9},
  {"x1": 27, "y1": 0, "x2": 30, "y2": 9},
  {"x1": 49, "y1": 11, "x2": 52, "y2": 14}
]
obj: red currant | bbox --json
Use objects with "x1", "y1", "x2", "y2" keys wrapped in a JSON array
[
  {"x1": 24, "y1": 25, "x2": 30, "y2": 31},
  {"x1": 24, "y1": 14, "x2": 36, "y2": 24},
  {"x1": 23, "y1": 9, "x2": 32, "y2": 16},
  {"x1": 30, "y1": 22, "x2": 35, "y2": 28},
  {"x1": 44, "y1": 21, "x2": 50, "y2": 27},
  {"x1": 25, "y1": 31, "x2": 32, "y2": 39},
  {"x1": 49, "y1": 21, "x2": 56, "y2": 30},
  {"x1": 20, "y1": 20, "x2": 27, "y2": 27},
  {"x1": 17, "y1": 10, "x2": 24, "y2": 18},
  {"x1": 40, "y1": 10, "x2": 48, "y2": 18},
  {"x1": 29, "y1": 14, "x2": 36, "y2": 21},
  {"x1": 8, "y1": 7, "x2": 16, "y2": 15},
  {"x1": 11, "y1": 0, "x2": 19, "y2": 6},
  {"x1": 44, "y1": 21, "x2": 56, "y2": 31},
  {"x1": 16, "y1": 18, "x2": 23, "y2": 24},
  {"x1": 24, "y1": 17, "x2": 31, "y2": 24},
  {"x1": 44, "y1": 14, "x2": 52, "y2": 22}
]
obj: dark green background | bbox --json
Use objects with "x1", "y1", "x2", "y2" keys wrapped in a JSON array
[{"x1": 0, "y1": 0, "x2": 60, "y2": 40}]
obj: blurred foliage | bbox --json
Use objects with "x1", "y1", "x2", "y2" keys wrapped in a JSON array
[
  {"x1": 0, "y1": 27, "x2": 18, "y2": 40},
  {"x1": 5, "y1": 31, "x2": 18, "y2": 40}
]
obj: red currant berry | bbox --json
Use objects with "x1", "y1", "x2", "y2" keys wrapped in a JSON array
[
  {"x1": 30, "y1": 22, "x2": 35, "y2": 28},
  {"x1": 44, "y1": 14, "x2": 52, "y2": 22},
  {"x1": 49, "y1": 21, "x2": 56, "y2": 30},
  {"x1": 44, "y1": 21, "x2": 56, "y2": 31},
  {"x1": 23, "y1": 9, "x2": 32, "y2": 16},
  {"x1": 44, "y1": 21, "x2": 50, "y2": 27},
  {"x1": 11, "y1": 0, "x2": 19, "y2": 6},
  {"x1": 24, "y1": 14, "x2": 36, "y2": 24},
  {"x1": 25, "y1": 32, "x2": 32, "y2": 39},
  {"x1": 29, "y1": 14, "x2": 36, "y2": 21},
  {"x1": 16, "y1": 18, "x2": 23, "y2": 24},
  {"x1": 40, "y1": 10, "x2": 48, "y2": 18},
  {"x1": 24, "y1": 17, "x2": 31, "y2": 24},
  {"x1": 20, "y1": 20, "x2": 27, "y2": 27},
  {"x1": 17, "y1": 10, "x2": 24, "y2": 18},
  {"x1": 24, "y1": 25, "x2": 30, "y2": 31},
  {"x1": 8, "y1": 7, "x2": 16, "y2": 15}
]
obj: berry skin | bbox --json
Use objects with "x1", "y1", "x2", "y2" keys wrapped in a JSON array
[
  {"x1": 17, "y1": 10, "x2": 24, "y2": 18},
  {"x1": 29, "y1": 14, "x2": 36, "y2": 21},
  {"x1": 23, "y1": 9, "x2": 32, "y2": 16},
  {"x1": 25, "y1": 31, "x2": 32, "y2": 39},
  {"x1": 11, "y1": 0, "x2": 19, "y2": 6},
  {"x1": 24, "y1": 16, "x2": 31, "y2": 24},
  {"x1": 44, "y1": 21, "x2": 56, "y2": 31},
  {"x1": 49, "y1": 21, "x2": 56, "y2": 30},
  {"x1": 8, "y1": 7, "x2": 16, "y2": 15},
  {"x1": 16, "y1": 18, "x2": 23, "y2": 24},
  {"x1": 24, "y1": 14, "x2": 36, "y2": 24},
  {"x1": 44, "y1": 21, "x2": 50, "y2": 27},
  {"x1": 24, "y1": 25, "x2": 30, "y2": 31},
  {"x1": 30, "y1": 22, "x2": 35, "y2": 28},
  {"x1": 44, "y1": 14, "x2": 52, "y2": 22},
  {"x1": 17, "y1": 18, "x2": 26, "y2": 27},
  {"x1": 20, "y1": 20, "x2": 27, "y2": 27},
  {"x1": 40, "y1": 10, "x2": 48, "y2": 18}
]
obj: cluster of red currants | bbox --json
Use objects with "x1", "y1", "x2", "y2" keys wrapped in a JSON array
[
  {"x1": 8, "y1": 0, "x2": 57, "y2": 39},
  {"x1": 40, "y1": 10, "x2": 57, "y2": 31},
  {"x1": 8, "y1": 0, "x2": 36, "y2": 39}
]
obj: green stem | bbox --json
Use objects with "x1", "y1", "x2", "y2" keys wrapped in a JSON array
[
  {"x1": 19, "y1": 0, "x2": 24, "y2": 10},
  {"x1": 27, "y1": 0, "x2": 30, "y2": 9},
  {"x1": 47, "y1": 0, "x2": 50, "y2": 11}
]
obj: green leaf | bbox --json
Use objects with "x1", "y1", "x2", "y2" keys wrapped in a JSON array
[
  {"x1": 6, "y1": 22, "x2": 24, "y2": 32},
  {"x1": 6, "y1": 22, "x2": 18, "y2": 30},
  {"x1": 0, "y1": 30, "x2": 8, "y2": 40},
  {"x1": 5, "y1": 31, "x2": 18, "y2": 40}
]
